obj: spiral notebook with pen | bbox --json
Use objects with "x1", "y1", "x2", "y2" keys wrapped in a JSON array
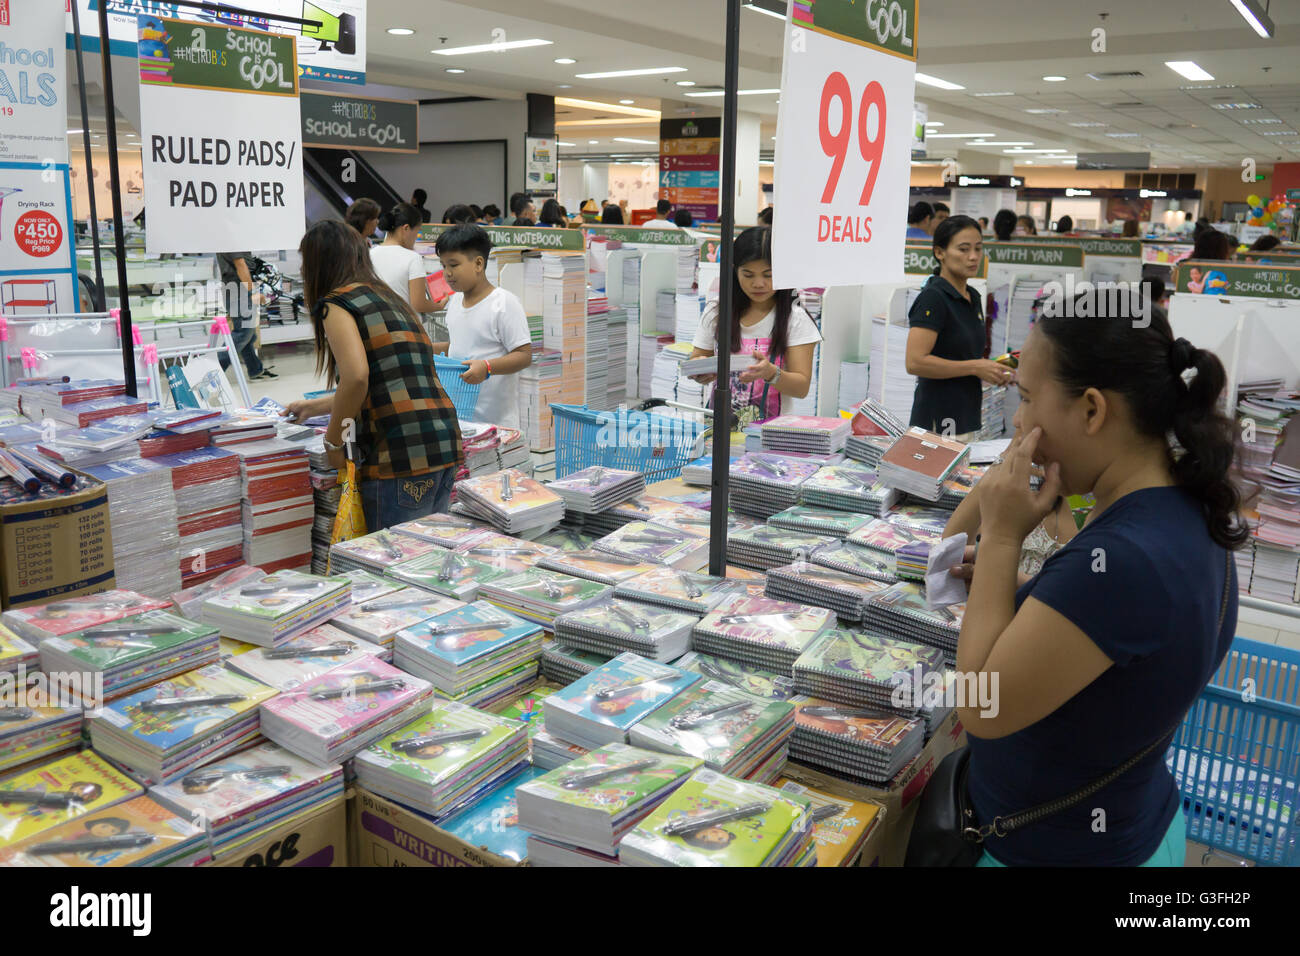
[{"x1": 553, "y1": 595, "x2": 698, "y2": 662}]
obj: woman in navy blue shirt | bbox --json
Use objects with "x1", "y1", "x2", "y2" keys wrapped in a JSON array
[{"x1": 957, "y1": 299, "x2": 1244, "y2": 866}]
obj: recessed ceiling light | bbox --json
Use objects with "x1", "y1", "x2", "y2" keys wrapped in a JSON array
[
  {"x1": 619, "y1": 99, "x2": 634, "y2": 105},
  {"x1": 557, "y1": 141, "x2": 576, "y2": 146},
  {"x1": 1069, "y1": 121, "x2": 1108, "y2": 127},
  {"x1": 445, "y1": 68, "x2": 466, "y2": 74},
  {"x1": 575, "y1": 66, "x2": 686, "y2": 79},
  {"x1": 1024, "y1": 108, "x2": 1066, "y2": 114},
  {"x1": 1106, "y1": 132, "x2": 1140, "y2": 137},
  {"x1": 915, "y1": 73, "x2": 964, "y2": 91},
  {"x1": 387, "y1": 27, "x2": 414, "y2": 36},
  {"x1": 554, "y1": 57, "x2": 577, "y2": 65},
  {"x1": 675, "y1": 81, "x2": 696, "y2": 87},
  {"x1": 1165, "y1": 61, "x2": 1214, "y2": 82},
  {"x1": 588, "y1": 139, "x2": 599, "y2": 144},
  {"x1": 557, "y1": 84, "x2": 572, "y2": 89},
  {"x1": 555, "y1": 96, "x2": 660, "y2": 118},
  {"x1": 684, "y1": 88, "x2": 781, "y2": 98},
  {"x1": 613, "y1": 137, "x2": 657, "y2": 144},
  {"x1": 1043, "y1": 75, "x2": 1067, "y2": 82},
  {"x1": 433, "y1": 38, "x2": 552, "y2": 55},
  {"x1": 972, "y1": 91, "x2": 1015, "y2": 97}
]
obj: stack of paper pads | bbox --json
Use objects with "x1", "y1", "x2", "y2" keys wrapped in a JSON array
[
  {"x1": 764, "y1": 563, "x2": 888, "y2": 623},
  {"x1": 691, "y1": 595, "x2": 834, "y2": 674},
  {"x1": 541, "y1": 653, "x2": 698, "y2": 751},
  {"x1": 328, "y1": 528, "x2": 440, "y2": 575},
  {"x1": 613, "y1": 566, "x2": 759, "y2": 615},
  {"x1": 224, "y1": 626, "x2": 387, "y2": 690},
  {"x1": 553, "y1": 596, "x2": 697, "y2": 662},
  {"x1": 760, "y1": 415, "x2": 850, "y2": 455},
  {"x1": 547, "y1": 466, "x2": 645, "y2": 513},
  {"x1": 726, "y1": 524, "x2": 837, "y2": 571},
  {"x1": 478, "y1": 569, "x2": 611, "y2": 628},
  {"x1": 539, "y1": 643, "x2": 612, "y2": 687},
  {"x1": 768, "y1": 505, "x2": 874, "y2": 539},
  {"x1": 789, "y1": 699, "x2": 924, "y2": 786},
  {"x1": 862, "y1": 582, "x2": 963, "y2": 665},
  {"x1": 877, "y1": 428, "x2": 970, "y2": 502},
  {"x1": 594, "y1": 521, "x2": 709, "y2": 570},
  {"x1": 799, "y1": 465, "x2": 900, "y2": 517},
  {"x1": 200, "y1": 570, "x2": 351, "y2": 647},
  {"x1": 454, "y1": 469, "x2": 565, "y2": 534},
  {"x1": 728, "y1": 454, "x2": 820, "y2": 519}
]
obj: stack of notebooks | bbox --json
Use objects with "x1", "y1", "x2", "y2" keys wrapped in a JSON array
[
  {"x1": 799, "y1": 465, "x2": 900, "y2": 517},
  {"x1": 0, "y1": 795, "x2": 209, "y2": 867},
  {"x1": 0, "y1": 705, "x2": 83, "y2": 773},
  {"x1": 792, "y1": 628, "x2": 945, "y2": 716},
  {"x1": 553, "y1": 596, "x2": 698, "y2": 662},
  {"x1": 154, "y1": 447, "x2": 244, "y2": 586},
  {"x1": 456, "y1": 532, "x2": 556, "y2": 571},
  {"x1": 479, "y1": 569, "x2": 612, "y2": 629},
  {"x1": 775, "y1": 777, "x2": 882, "y2": 867},
  {"x1": 225, "y1": 626, "x2": 387, "y2": 691},
  {"x1": 542, "y1": 653, "x2": 700, "y2": 750},
  {"x1": 539, "y1": 643, "x2": 612, "y2": 687},
  {"x1": 309, "y1": 467, "x2": 339, "y2": 574},
  {"x1": 200, "y1": 570, "x2": 351, "y2": 647},
  {"x1": 673, "y1": 651, "x2": 799, "y2": 701},
  {"x1": 38, "y1": 609, "x2": 221, "y2": 703},
  {"x1": 83, "y1": 458, "x2": 184, "y2": 598},
  {"x1": 393, "y1": 601, "x2": 544, "y2": 708},
  {"x1": 258, "y1": 657, "x2": 435, "y2": 764},
  {"x1": 862, "y1": 582, "x2": 964, "y2": 663},
  {"x1": 0, "y1": 623, "x2": 37, "y2": 677},
  {"x1": 90, "y1": 663, "x2": 277, "y2": 784},
  {"x1": 729, "y1": 454, "x2": 821, "y2": 519},
  {"x1": 627, "y1": 681, "x2": 796, "y2": 782},
  {"x1": 387, "y1": 548, "x2": 521, "y2": 603},
  {"x1": 547, "y1": 466, "x2": 645, "y2": 514},
  {"x1": 894, "y1": 541, "x2": 931, "y2": 582},
  {"x1": 3, "y1": 591, "x2": 172, "y2": 645},
  {"x1": 691, "y1": 595, "x2": 834, "y2": 674},
  {"x1": 352, "y1": 701, "x2": 529, "y2": 819},
  {"x1": 576, "y1": 495, "x2": 686, "y2": 538},
  {"x1": 390, "y1": 512, "x2": 492, "y2": 549},
  {"x1": 619, "y1": 769, "x2": 816, "y2": 867},
  {"x1": 518, "y1": 743, "x2": 702, "y2": 866},
  {"x1": 764, "y1": 563, "x2": 890, "y2": 623},
  {"x1": 535, "y1": 527, "x2": 599, "y2": 553},
  {"x1": 147, "y1": 742, "x2": 343, "y2": 860},
  {"x1": 810, "y1": 540, "x2": 898, "y2": 584},
  {"x1": 935, "y1": 464, "x2": 985, "y2": 512},
  {"x1": 844, "y1": 433, "x2": 896, "y2": 469},
  {"x1": 613, "y1": 565, "x2": 758, "y2": 615},
  {"x1": 790, "y1": 700, "x2": 925, "y2": 786},
  {"x1": 760, "y1": 416, "x2": 850, "y2": 455},
  {"x1": 0, "y1": 751, "x2": 142, "y2": 850},
  {"x1": 329, "y1": 585, "x2": 464, "y2": 658},
  {"x1": 886, "y1": 503, "x2": 952, "y2": 536},
  {"x1": 454, "y1": 469, "x2": 565, "y2": 534},
  {"x1": 726, "y1": 524, "x2": 838, "y2": 571},
  {"x1": 328, "y1": 529, "x2": 441, "y2": 575},
  {"x1": 537, "y1": 548, "x2": 659, "y2": 586},
  {"x1": 234, "y1": 438, "x2": 313, "y2": 574},
  {"x1": 593, "y1": 521, "x2": 710, "y2": 570},
  {"x1": 847, "y1": 518, "x2": 944, "y2": 564},
  {"x1": 438, "y1": 766, "x2": 544, "y2": 864},
  {"x1": 877, "y1": 428, "x2": 970, "y2": 502},
  {"x1": 768, "y1": 505, "x2": 875, "y2": 540}
]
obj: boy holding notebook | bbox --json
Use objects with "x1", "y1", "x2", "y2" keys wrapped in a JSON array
[{"x1": 433, "y1": 224, "x2": 532, "y2": 429}]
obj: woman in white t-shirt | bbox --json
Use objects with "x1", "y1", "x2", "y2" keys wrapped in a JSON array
[
  {"x1": 689, "y1": 226, "x2": 821, "y2": 420},
  {"x1": 368, "y1": 202, "x2": 443, "y2": 313}
]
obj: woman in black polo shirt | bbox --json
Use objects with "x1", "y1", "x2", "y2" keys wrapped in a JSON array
[{"x1": 905, "y1": 214, "x2": 1012, "y2": 439}]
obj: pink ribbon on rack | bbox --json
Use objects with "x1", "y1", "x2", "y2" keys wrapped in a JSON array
[
  {"x1": 20, "y1": 348, "x2": 37, "y2": 370},
  {"x1": 210, "y1": 315, "x2": 231, "y2": 336},
  {"x1": 132, "y1": 326, "x2": 143, "y2": 346},
  {"x1": 142, "y1": 343, "x2": 159, "y2": 365},
  {"x1": 111, "y1": 307, "x2": 122, "y2": 337},
  {"x1": 0, "y1": 317, "x2": 7, "y2": 342}
]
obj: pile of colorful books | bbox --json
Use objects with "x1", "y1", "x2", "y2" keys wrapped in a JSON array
[
  {"x1": 768, "y1": 505, "x2": 874, "y2": 539},
  {"x1": 691, "y1": 595, "x2": 834, "y2": 673},
  {"x1": 760, "y1": 415, "x2": 850, "y2": 455},
  {"x1": 0, "y1": 795, "x2": 209, "y2": 867},
  {"x1": 612, "y1": 566, "x2": 759, "y2": 615},
  {"x1": 877, "y1": 428, "x2": 970, "y2": 502},
  {"x1": 593, "y1": 521, "x2": 710, "y2": 570},
  {"x1": 454, "y1": 469, "x2": 565, "y2": 534},
  {"x1": 226, "y1": 626, "x2": 387, "y2": 691},
  {"x1": 728, "y1": 454, "x2": 821, "y2": 519},
  {"x1": 725, "y1": 524, "x2": 838, "y2": 571},
  {"x1": 542, "y1": 653, "x2": 699, "y2": 751},
  {"x1": 789, "y1": 701, "x2": 924, "y2": 786},
  {"x1": 200, "y1": 570, "x2": 351, "y2": 647},
  {"x1": 862, "y1": 582, "x2": 964, "y2": 663},
  {"x1": 763, "y1": 563, "x2": 889, "y2": 623},
  {"x1": 478, "y1": 569, "x2": 611, "y2": 628},
  {"x1": 799, "y1": 465, "x2": 900, "y2": 516},
  {"x1": 547, "y1": 466, "x2": 645, "y2": 514},
  {"x1": 328, "y1": 528, "x2": 440, "y2": 575},
  {"x1": 553, "y1": 596, "x2": 698, "y2": 662}
]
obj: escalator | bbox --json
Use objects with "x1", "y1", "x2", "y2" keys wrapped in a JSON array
[{"x1": 302, "y1": 147, "x2": 404, "y2": 221}]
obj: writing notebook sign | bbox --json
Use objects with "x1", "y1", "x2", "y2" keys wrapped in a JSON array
[
  {"x1": 137, "y1": 16, "x2": 306, "y2": 255},
  {"x1": 772, "y1": 0, "x2": 918, "y2": 289},
  {"x1": 417, "y1": 224, "x2": 584, "y2": 252},
  {"x1": 300, "y1": 91, "x2": 418, "y2": 153}
]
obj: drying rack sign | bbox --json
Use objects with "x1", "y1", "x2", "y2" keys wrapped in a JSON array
[{"x1": 300, "y1": 91, "x2": 418, "y2": 152}]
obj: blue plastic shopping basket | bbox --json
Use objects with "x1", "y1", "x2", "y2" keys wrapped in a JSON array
[
  {"x1": 1169, "y1": 636, "x2": 1300, "y2": 865},
  {"x1": 552, "y1": 400, "x2": 709, "y2": 481},
  {"x1": 433, "y1": 355, "x2": 483, "y2": 424}
]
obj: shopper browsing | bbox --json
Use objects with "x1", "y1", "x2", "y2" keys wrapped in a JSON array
[
  {"x1": 369, "y1": 203, "x2": 442, "y2": 313},
  {"x1": 215, "y1": 252, "x2": 271, "y2": 381},
  {"x1": 992, "y1": 209, "x2": 1016, "y2": 240},
  {"x1": 905, "y1": 214, "x2": 1009, "y2": 440},
  {"x1": 932, "y1": 202, "x2": 950, "y2": 227},
  {"x1": 687, "y1": 226, "x2": 821, "y2": 421},
  {"x1": 286, "y1": 220, "x2": 462, "y2": 531},
  {"x1": 537, "y1": 199, "x2": 567, "y2": 227},
  {"x1": 1015, "y1": 215, "x2": 1037, "y2": 236},
  {"x1": 442, "y1": 204, "x2": 476, "y2": 225},
  {"x1": 433, "y1": 224, "x2": 533, "y2": 429},
  {"x1": 345, "y1": 198, "x2": 381, "y2": 240},
  {"x1": 600, "y1": 204, "x2": 625, "y2": 225},
  {"x1": 509, "y1": 192, "x2": 536, "y2": 226},
  {"x1": 951, "y1": 300, "x2": 1242, "y2": 867},
  {"x1": 905, "y1": 201, "x2": 934, "y2": 239},
  {"x1": 410, "y1": 188, "x2": 433, "y2": 224},
  {"x1": 643, "y1": 200, "x2": 676, "y2": 229}
]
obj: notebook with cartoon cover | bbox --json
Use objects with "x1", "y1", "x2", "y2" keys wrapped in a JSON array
[
  {"x1": 794, "y1": 628, "x2": 944, "y2": 688},
  {"x1": 491, "y1": 687, "x2": 556, "y2": 739},
  {"x1": 672, "y1": 652, "x2": 801, "y2": 702},
  {"x1": 3, "y1": 591, "x2": 172, "y2": 641},
  {"x1": 0, "y1": 751, "x2": 143, "y2": 848},
  {"x1": 0, "y1": 795, "x2": 206, "y2": 867},
  {"x1": 695, "y1": 595, "x2": 834, "y2": 656},
  {"x1": 810, "y1": 541, "x2": 898, "y2": 582},
  {"x1": 0, "y1": 625, "x2": 36, "y2": 675},
  {"x1": 200, "y1": 570, "x2": 350, "y2": 622},
  {"x1": 440, "y1": 765, "x2": 546, "y2": 862},
  {"x1": 388, "y1": 550, "x2": 520, "y2": 600},
  {"x1": 538, "y1": 549, "x2": 660, "y2": 584},
  {"x1": 329, "y1": 588, "x2": 466, "y2": 643},
  {"x1": 847, "y1": 518, "x2": 941, "y2": 555},
  {"x1": 885, "y1": 503, "x2": 952, "y2": 535},
  {"x1": 226, "y1": 625, "x2": 386, "y2": 691},
  {"x1": 331, "y1": 529, "x2": 441, "y2": 566},
  {"x1": 612, "y1": 566, "x2": 751, "y2": 611},
  {"x1": 767, "y1": 506, "x2": 874, "y2": 539},
  {"x1": 868, "y1": 582, "x2": 965, "y2": 630},
  {"x1": 390, "y1": 512, "x2": 494, "y2": 548},
  {"x1": 776, "y1": 777, "x2": 881, "y2": 867},
  {"x1": 395, "y1": 601, "x2": 543, "y2": 669},
  {"x1": 259, "y1": 657, "x2": 433, "y2": 744},
  {"x1": 39, "y1": 610, "x2": 218, "y2": 676},
  {"x1": 628, "y1": 681, "x2": 795, "y2": 772},
  {"x1": 544, "y1": 654, "x2": 699, "y2": 736},
  {"x1": 481, "y1": 569, "x2": 612, "y2": 615}
]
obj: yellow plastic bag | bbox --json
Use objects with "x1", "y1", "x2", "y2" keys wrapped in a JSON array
[{"x1": 327, "y1": 459, "x2": 367, "y2": 572}]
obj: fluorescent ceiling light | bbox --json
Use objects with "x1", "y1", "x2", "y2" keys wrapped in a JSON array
[
  {"x1": 684, "y1": 88, "x2": 781, "y2": 98},
  {"x1": 588, "y1": 139, "x2": 599, "y2": 144},
  {"x1": 759, "y1": 160, "x2": 775, "y2": 166},
  {"x1": 1165, "y1": 61, "x2": 1214, "y2": 82},
  {"x1": 557, "y1": 119, "x2": 659, "y2": 127},
  {"x1": 1043, "y1": 75, "x2": 1067, "y2": 82},
  {"x1": 743, "y1": 0, "x2": 788, "y2": 20},
  {"x1": 1106, "y1": 132, "x2": 1140, "y2": 137},
  {"x1": 1069, "y1": 121, "x2": 1107, "y2": 127},
  {"x1": 972, "y1": 140, "x2": 1032, "y2": 146},
  {"x1": 1024, "y1": 108, "x2": 1065, "y2": 114},
  {"x1": 555, "y1": 96, "x2": 660, "y2": 118},
  {"x1": 1211, "y1": 102, "x2": 1260, "y2": 109},
  {"x1": 557, "y1": 141, "x2": 576, "y2": 146},
  {"x1": 1230, "y1": 0, "x2": 1275, "y2": 38},
  {"x1": 1241, "y1": 118, "x2": 1282, "y2": 124},
  {"x1": 557, "y1": 84, "x2": 572, "y2": 89},
  {"x1": 973, "y1": 91, "x2": 1014, "y2": 97},
  {"x1": 1260, "y1": 130, "x2": 1298, "y2": 136},
  {"x1": 676, "y1": 80, "x2": 696, "y2": 87},
  {"x1": 613, "y1": 137, "x2": 657, "y2": 144},
  {"x1": 926, "y1": 132, "x2": 994, "y2": 139},
  {"x1": 554, "y1": 57, "x2": 577, "y2": 64},
  {"x1": 433, "y1": 38, "x2": 552, "y2": 55},
  {"x1": 67, "y1": 128, "x2": 84, "y2": 134},
  {"x1": 915, "y1": 73, "x2": 964, "y2": 91},
  {"x1": 619, "y1": 99, "x2": 634, "y2": 105},
  {"x1": 445, "y1": 68, "x2": 466, "y2": 74},
  {"x1": 1004, "y1": 148, "x2": 1070, "y2": 154},
  {"x1": 575, "y1": 66, "x2": 686, "y2": 79},
  {"x1": 925, "y1": 122, "x2": 944, "y2": 127},
  {"x1": 387, "y1": 27, "x2": 414, "y2": 36}
]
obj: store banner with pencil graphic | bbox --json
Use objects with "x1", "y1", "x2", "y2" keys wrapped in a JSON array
[{"x1": 136, "y1": 15, "x2": 306, "y2": 255}]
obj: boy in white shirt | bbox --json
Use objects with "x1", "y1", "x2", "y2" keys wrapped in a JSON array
[
  {"x1": 433, "y1": 224, "x2": 532, "y2": 429},
  {"x1": 642, "y1": 199, "x2": 677, "y2": 229}
]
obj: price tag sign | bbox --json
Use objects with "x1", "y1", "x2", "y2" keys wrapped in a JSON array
[{"x1": 772, "y1": 0, "x2": 918, "y2": 289}]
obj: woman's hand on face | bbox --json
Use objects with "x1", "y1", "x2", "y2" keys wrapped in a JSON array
[
  {"x1": 737, "y1": 350, "x2": 776, "y2": 385},
  {"x1": 976, "y1": 426, "x2": 1062, "y2": 547},
  {"x1": 972, "y1": 359, "x2": 1016, "y2": 386}
]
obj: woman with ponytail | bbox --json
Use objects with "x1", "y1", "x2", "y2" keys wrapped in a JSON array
[
  {"x1": 370, "y1": 202, "x2": 443, "y2": 312},
  {"x1": 951, "y1": 296, "x2": 1242, "y2": 867}
]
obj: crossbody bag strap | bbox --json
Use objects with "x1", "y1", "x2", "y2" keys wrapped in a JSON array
[{"x1": 967, "y1": 548, "x2": 1233, "y2": 843}]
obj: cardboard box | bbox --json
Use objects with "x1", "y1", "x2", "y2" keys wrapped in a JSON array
[
  {"x1": 206, "y1": 794, "x2": 347, "y2": 867},
  {"x1": 856, "y1": 806, "x2": 888, "y2": 867},
  {"x1": 352, "y1": 786, "x2": 526, "y2": 867},
  {"x1": 784, "y1": 709, "x2": 966, "y2": 867},
  {"x1": 0, "y1": 472, "x2": 114, "y2": 609}
]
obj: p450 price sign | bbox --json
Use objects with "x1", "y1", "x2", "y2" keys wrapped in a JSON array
[{"x1": 772, "y1": 0, "x2": 917, "y2": 290}]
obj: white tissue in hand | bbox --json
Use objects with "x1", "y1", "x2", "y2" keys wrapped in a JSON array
[{"x1": 926, "y1": 532, "x2": 969, "y2": 609}]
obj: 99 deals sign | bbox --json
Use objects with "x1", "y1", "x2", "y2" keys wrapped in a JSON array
[{"x1": 772, "y1": 0, "x2": 917, "y2": 289}]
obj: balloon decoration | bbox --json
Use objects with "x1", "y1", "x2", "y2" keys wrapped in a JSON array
[{"x1": 1247, "y1": 194, "x2": 1262, "y2": 207}]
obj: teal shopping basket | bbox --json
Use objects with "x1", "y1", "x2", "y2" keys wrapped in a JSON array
[
  {"x1": 1169, "y1": 636, "x2": 1300, "y2": 865},
  {"x1": 552, "y1": 400, "x2": 709, "y2": 481},
  {"x1": 434, "y1": 355, "x2": 483, "y2": 424}
]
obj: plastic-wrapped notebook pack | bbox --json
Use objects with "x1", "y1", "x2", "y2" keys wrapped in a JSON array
[
  {"x1": 90, "y1": 663, "x2": 277, "y2": 784},
  {"x1": 83, "y1": 457, "x2": 184, "y2": 598},
  {"x1": 627, "y1": 680, "x2": 796, "y2": 782},
  {"x1": 542, "y1": 653, "x2": 700, "y2": 750},
  {"x1": 0, "y1": 751, "x2": 142, "y2": 850},
  {"x1": 0, "y1": 705, "x2": 83, "y2": 774},
  {"x1": 672, "y1": 651, "x2": 800, "y2": 702},
  {"x1": 3, "y1": 591, "x2": 171, "y2": 644},
  {"x1": 537, "y1": 548, "x2": 659, "y2": 586},
  {"x1": 456, "y1": 532, "x2": 557, "y2": 571},
  {"x1": 648, "y1": 508, "x2": 759, "y2": 540},
  {"x1": 328, "y1": 528, "x2": 442, "y2": 575},
  {"x1": 809, "y1": 540, "x2": 900, "y2": 584},
  {"x1": 725, "y1": 524, "x2": 838, "y2": 571},
  {"x1": 553, "y1": 596, "x2": 698, "y2": 662},
  {"x1": 728, "y1": 454, "x2": 821, "y2": 519},
  {"x1": 593, "y1": 521, "x2": 710, "y2": 570},
  {"x1": 328, "y1": 584, "x2": 464, "y2": 659},
  {"x1": 518, "y1": 742, "x2": 702, "y2": 863},
  {"x1": 844, "y1": 433, "x2": 895, "y2": 469},
  {"x1": 799, "y1": 465, "x2": 900, "y2": 517},
  {"x1": 387, "y1": 548, "x2": 520, "y2": 602},
  {"x1": 619, "y1": 768, "x2": 816, "y2": 867},
  {"x1": 454, "y1": 469, "x2": 565, "y2": 534},
  {"x1": 440, "y1": 765, "x2": 545, "y2": 863},
  {"x1": 225, "y1": 625, "x2": 386, "y2": 691},
  {"x1": 569, "y1": 495, "x2": 688, "y2": 538},
  {"x1": 539, "y1": 643, "x2": 612, "y2": 686},
  {"x1": 885, "y1": 503, "x2": 953, "y2": 536},
  {"x1": 862, "y1": 582, "x2": 964, "y2": 662},
  {"x1": 170, "y1": 566, "x2": 264, "y2": 622},
  {"x1": 534, "y1": 527, "x2": 599, "y2": 553},
  {"x1": 847, "y1": 518, "x2": 943, "y2": 559},
  {"x1": 775, "y1": 777, "x2": 881, "y2": 867},
  {"x1": 199, "y1": 570, "x2": 352, "y2": 647},
  {"x1": 0, "y1": 795, "x2": 209, "y2": 867},
  {"x1": 792, "y1": 628, "x2": 945, "y2": 716},
  {"x1": 547, "y1": 466, "x2": 646, "y2": 514},
  {"x1": 759, "y1": 415, "x2": 851, "y2": 455},
  {"x1": 0, "y1": 624, "x2": 37, "y2": 676},
  {"x1": 388, "y1": 512, "x2": 494, "y2": 549},
  {"x1": 767, "y1": 505, "x2": 875, "y2": 539},
  {"x1": 877, "y1": 428, "x2": 970, "y2": 502},
  {"x1": 894, "y1": 541, "x2": 930, "y2": 581},
  {"x1": 478, "y1": 569, "x2": 612, "y2": 628},
  {"x1": 935, "y1": 464, "x2": 985, "y2": 512},
  {"x1": 613, "y1": 565, "x2": 757, "y2": 615},
  {"x1": 789, "y1": 700, "x2": 924, "y2": 786},
  {"x1": 692, "y1": 595, "x2": 834, "y2": 674},
  {"x1": 763, "y1": 563, "x2": 890, "y2": 623},
  {"x1": 352, "y1": 701, "x2": 529, "y2": 819},
  {"x1": 393, "y1": 601, "x2": 544, "y2": 707}
]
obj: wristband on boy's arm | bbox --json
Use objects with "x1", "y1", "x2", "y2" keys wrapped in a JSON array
[{"x1": 484, "y1": 358, "x2": 492, "y2": 379}]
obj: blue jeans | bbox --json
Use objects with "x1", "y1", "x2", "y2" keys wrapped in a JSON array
[
  {"x1": 361, "y1": 467, "x2": 456, "y2": 532},
  {"x1": 218, "y1": 312, "x2": 264, "y2": 378}
]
